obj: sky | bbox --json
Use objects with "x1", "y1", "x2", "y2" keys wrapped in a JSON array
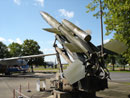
[{"x1": 0, "y1": 0, "x2": 113, "y2": 62}]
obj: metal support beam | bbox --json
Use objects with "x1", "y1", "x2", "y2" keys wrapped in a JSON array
[
  {"x1": 56, "y1": 49, "x2": 63, "y2": 73},
  {"x1": 100, "y1": 0, "x2": 104, "y2": 55},
  {"x1": 53, "y1": 38, "x2": 63, "y2": 73},
  {"x1": 55, "y1": 46, "x2": 72, "y2": 64}
]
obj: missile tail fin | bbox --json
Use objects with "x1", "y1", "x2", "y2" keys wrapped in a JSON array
[
  {"x1": 64, "y1": 43, "x2": 83, "y2": 53},
  {"x1": 43, "y1": 28, "x2": 62, "y2": 35}
]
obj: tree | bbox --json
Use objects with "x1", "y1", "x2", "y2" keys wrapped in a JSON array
[
  {"x1": 22, "y1": 39, "x2": 41, "y2": 56},
  {"x1": 86, "y1": 0, "x2": 130, "y2": 63},
  {"x1": 105, "y1": 54, "x2": 116, "y2": 70},
  {"x1": 105, "y1": 54, "x2": 127, "y2": 70},
  {"x1": 0, "y1": 41, "x2": 10, "y2": 58},
  {"x1": 8, "y1": 42, "x2": 22, "y2": 57},
  {"x1": 116, "y1": 55, "x2": 127, "y2": 70},
  {"x1": 22, "y1": 39, "x2": 44, "y2": 69}
]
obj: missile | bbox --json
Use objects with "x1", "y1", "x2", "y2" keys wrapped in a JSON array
[
  {"x1": 62, "y1": 19, "x2": 91, "y2": 42},
  {"x1": 40, "y1": 11, "x2": 61, "y2": 29},
  {"x1": 40, "y1": 11, "x2": 93, "y2": 53}
]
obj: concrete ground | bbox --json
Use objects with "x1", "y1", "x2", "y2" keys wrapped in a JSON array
[
  {"x1": 0, "y1": 72, "x2": 130, "y2": 98},
  {"x1": 96, "y1": 72, "x2": 130, "y2": 98},
  {"x1": 0, "y1": 73, "x2": 55, "y2": 98},
  {"x1": 96, "y1": 82, "x2": 130, "y2": 98},
  {"x1": 110, "y1": 72, "x2": 130, "y2": 83}
]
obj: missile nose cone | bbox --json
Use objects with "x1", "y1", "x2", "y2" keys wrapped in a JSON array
[
  {"x1": 40, "y1": 11, "x2": 61, "y2": 29},
  {"x1": 40, "y1": 11, "x2": 43, "y2": 15},
  {"x1": 40, "y1": 11, "x2": 47, "y2": 18},
  {"x1": 40, "y1": 11, "x2": 45, "y2": 16}
]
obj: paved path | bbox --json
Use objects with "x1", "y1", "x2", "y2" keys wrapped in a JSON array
[
  {"x1": 110, "y1": 72, "x2": 130, "y2": 83},
  {"x1": 97, "y1": 82, "x2": 130, "y2": 98},
  {"x1": 0, "y1": 73, "x2": 55, "y2": 98},
  {"x1": 0, "y1": 72, "x2": 130, "y2": 98}
]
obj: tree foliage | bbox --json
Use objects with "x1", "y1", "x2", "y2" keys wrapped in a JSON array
[
  {"x1": 86, "y1": 0, "x2": 130, "y2": 63},
  {"x1": 0, "y1": 42, "x2": 10, "y2": 58},
  {"x1": 0, "y1": 39, "x2": 44, "y2": 66},
  {"x1": 22, "y1": 39, "x2": 41, "y2": 55},
  {"x1": 22, "y1": 39, "x2": 44, "y2": 65},
  {"x1": 8, "y1": 42, "x2": 22, "y2": 57}
]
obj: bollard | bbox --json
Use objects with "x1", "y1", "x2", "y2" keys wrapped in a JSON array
[
  {"x1": 13, "y1": 89, "x2": 15, "y2": 98},
  {"x1": 18, "y1": 84, "x2": 23, "y2": 98},
  {"x1": 27, "y1": 82, "x2": 31, "y2": 92},
  {"x1": 20, "y1": 84, "x2": 21, "y2": 96},
  {"x1": 36, "y1": 80, "x2": 40, "y2": 91},
  {"x1": 42, "y1": 81, "x2": 46, "y2": 91}
]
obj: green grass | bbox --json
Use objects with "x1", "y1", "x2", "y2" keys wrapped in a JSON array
[
  {"x1": 34, "y1": 64, "x2": 69, "y2": 71},
  {"x1": 109, "y1": 70, "x2": 130, "y2": 73},
  {"x1": 34, "y1": 68, "x2": 58, "y2": 72},
  {"x1": 120, "y1": 82, "x2": 130, "y2": 85},
  {"x1": 34, "y1": 65, "x2": 130, "y2": 73},
  {"x1": 34, "y1": 67, "x2": 57, "y2": 70},
  {"x1": 124, "y1": 82, "x2": 130, "y2": 85}
]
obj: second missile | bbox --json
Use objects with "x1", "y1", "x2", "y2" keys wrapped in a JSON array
[{"x1": 62, "y1": 19, "x2": 91, "y2": 42}]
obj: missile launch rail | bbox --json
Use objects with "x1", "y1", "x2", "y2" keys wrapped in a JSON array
[{"x1": 41, "y1": 11, "x2": 110, "y2": 98}]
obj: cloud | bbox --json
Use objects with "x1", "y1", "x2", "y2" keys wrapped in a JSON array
[
  {"x1": 42, "y1": 48, "x2": 55, "y2": 53},
  {"x1": 0, "y1": 37, "x2": 6, "y2": 42},
  {"x1": 42, "y1": 49, "x2": 67, "y2": 63},
  {"x1": 8, "y1": 39, "x2": 14, "y2": 43},
  {"x1": 8, "y1": 38, "x2": 22, "y2": 44},
  {"x1": 45, "y1": 56, "x2": 56, "y2": 62},
  {"x1": 104, "y1": 39, "x2": 110, "y2": 44},
  {"x1": 47, "y1": 41, "x2": 54, "y2": 45},
  {"x1": 35, "y1": 0, "x2": 44, "y2": 7},
  {"x1": 58, "y1": 9, "x2": 74, "y2": 19},
  {"x1": 16, "y1": 38, "x2": 22, "y2": 44},
  {"x1": 13, "y1": 0, "x2": 21, "y2": 5},
  {"x1": 40, "y1": 48, "x2": 56, "y2": 62}
]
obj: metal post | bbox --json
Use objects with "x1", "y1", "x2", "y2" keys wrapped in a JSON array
[
  {"x1": 56, "y1": 49, "x2": 63, "y2": 73},
  {"x1": 55, "y1": 46, "x2": 72, "y2": 64},
  {"x1": 53, "y1": 38, "x2": 63, "y2": 73},
  {"x1": 27, "y1": 82, "x2": 31, "y2": 92},
  {"x1": 20, "y1": 84, "x2": 21, "y2": 96},
  {"x1": 28, "y1": 82, "x2": 29, "y2": 90},
  {"x1": 13, "y1": 89, "x2": 15, "y2": 98},
  {"x1": 100, "y1": 0, "x2": 104, "y2": 55}
]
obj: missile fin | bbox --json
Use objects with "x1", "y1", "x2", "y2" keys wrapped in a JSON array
[
  {"x1": 64, "y1": 59, "x2": 85, "y2": 84},
  {"x1": 43, "y1": 28, "x2": 62, "y2": 35},
  {"x1": 104, "y1": 40, "x2": 127, "y2": 54},
  {"x1": 64, "y1": 43, "x2": 83, "y2": 53}
]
